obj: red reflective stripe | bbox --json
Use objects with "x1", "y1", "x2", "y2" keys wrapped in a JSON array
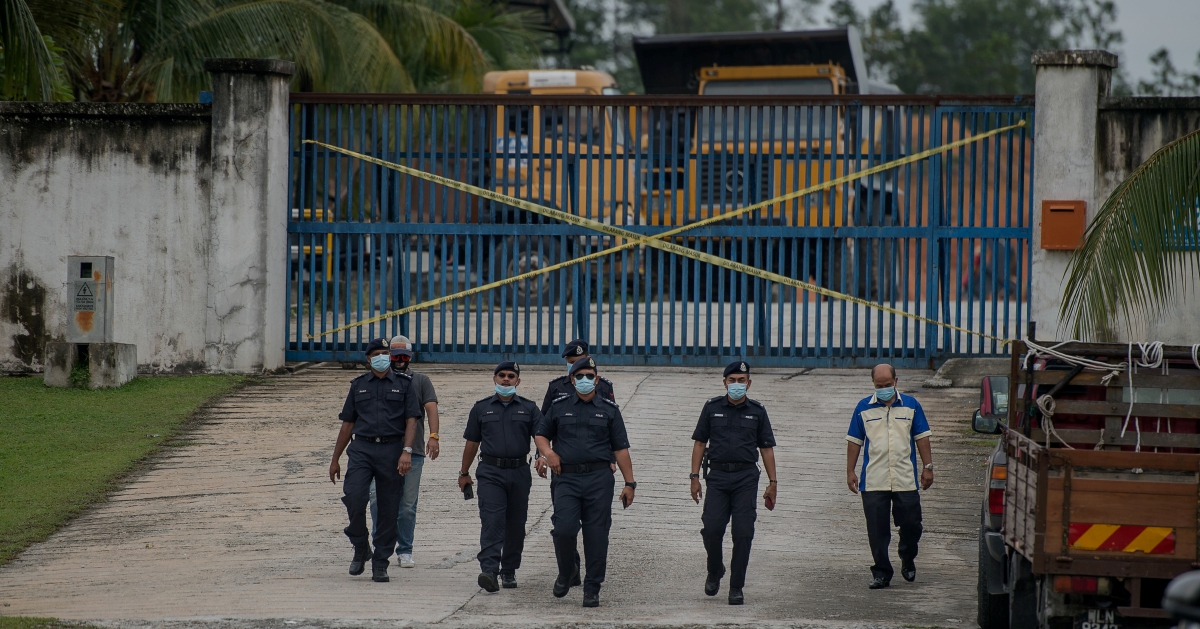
[
  {"x1": 1097, "y1": 525, "x2": 1146, "y2": 551},
  {"x1": 1151, "y1": 532, "x2": 1176, "y2": 554},
  {"x1": 1068, "y1": 522, "x2": 1091, "y2": 546}
]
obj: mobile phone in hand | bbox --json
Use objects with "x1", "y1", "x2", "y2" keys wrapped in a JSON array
[
  {"x1": 463, "y1": 483, "x2": 474, "y2": 500},
  {"x1": 764, "y1": 494, "x2": 775, "y2": 511},
  {"x1": 621, "y1": 493, "x2": 629, "y2": 509}
]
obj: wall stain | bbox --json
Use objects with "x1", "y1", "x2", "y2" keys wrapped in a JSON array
[{"x1": 1, "y1": 266, "x2": 50, "y2": 366}]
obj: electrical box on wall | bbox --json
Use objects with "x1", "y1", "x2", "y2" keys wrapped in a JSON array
[
  {"x1": 1040, "y1": 200, "x2": 1087, "y2": 250},
  {"x1": 67, "y1": 256, "x2": 114, "y2": 343}
]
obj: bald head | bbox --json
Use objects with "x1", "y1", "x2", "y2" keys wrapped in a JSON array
[{"x1": 871, "y1": 364, "x2": 897, "y2": 388}]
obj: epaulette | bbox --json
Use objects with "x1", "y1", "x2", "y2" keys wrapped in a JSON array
[
  {"x1": 599, "y1": 375, "x2": 613, "y2": 384},
  {"x1": 548, "y1": 374, "x2": 569, "y2": 384},
  {"x1": 601, "y1": 397, "x2": 620, "y2": 407},
  {"x1": 396, "y1": 371, "x2": 413, "y2": 380},
  {"x1": 708, "y1": 395, "x2": 725, "y2": 403},
  {"x1": 475, "y1": 394, "x2": 496, "y2": 404},
  {"x1": 550, "y1": 393, "x2": 572, "y2": 405},
  {"x1": 747, "y1": 398, "x2": 765, "y2": 409}
]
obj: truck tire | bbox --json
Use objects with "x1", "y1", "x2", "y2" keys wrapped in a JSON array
[
  {"x1": 1008, "y1": 554, "x2": 1039, "y2": 629},
  {"x1": 978, "y1": 530, "x2": 1008, "y2": 629}
]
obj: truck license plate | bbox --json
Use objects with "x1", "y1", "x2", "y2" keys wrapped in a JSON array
[{"x1": 1074, "y1": 609, "x2": 1121, "y2": 629}]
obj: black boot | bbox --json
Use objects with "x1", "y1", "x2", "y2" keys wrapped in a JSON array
[
  {"x1": 500, "y1": 574, "x2": 517, "y2": 589},
  {"x1": 349, "y1": 544, "x2": 370, "y2": 576},
  {"x1": 704, "y1": 574, "x2": 721, "y2": 596},
  {"x1": 372, "y1": 566, "x2": 389, "y2": 582},
  {"x1": 582, "y1": 591, "x2": 599, "y2": 607},
  {"x1": 478, "y1": 572, "x2": 499, "y2": 592},
  {"x1": 728, "y1": 588, "x2": 744, "y2": 605}
]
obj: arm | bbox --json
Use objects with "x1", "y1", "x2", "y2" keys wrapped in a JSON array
[
  {"x1": 846, "y1": 441, "x2": 862, "y2": 494},
  {"x1": 690, "y1": 440, "x2": 705, "y2": 503},
  {"x1": 329, "y1": 421, "x2": 354, "y2": 483},
  {"x1": 760, "y1": 447, "x2": 778, "y2": 505},
  {"x1": 916, "y1": 436, "x2": 934, "y2": 489},
  {"x1": 424, "y1": 401, "x2": 441, "y2": 460},
  {"x1": 534, "y1": 436, "x2": 560, "y2": 473},
  {"x1": 614, "y1": 448, "x2": 635, "y2": 507},
  {"x1": 399, "y1": 416, "x2": 417, "y2": 475},
  {"x1": 459, "y1": 440, "x2": 479, "y2": 491}
]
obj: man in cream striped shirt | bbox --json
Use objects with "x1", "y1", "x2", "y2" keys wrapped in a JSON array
[{"x1": 845, "y1": 364, "x2": 934, "y2": 590}]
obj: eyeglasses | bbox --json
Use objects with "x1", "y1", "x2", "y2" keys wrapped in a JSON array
[{"x1": 572, "y1": 372, "x2": 595, "y2": 381}]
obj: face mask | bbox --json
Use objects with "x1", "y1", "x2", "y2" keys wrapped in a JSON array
[
  {"x1": 726, "y1": 383, "x2": 747, "y2": 400},
  {"x1": 495, "y1": 384, "x2": 516, "y2": 398},
  {"x1": 394, "y1": 358, "x2": 410, "y2": 371},
  {"x1": 875, "y1": 386, "x2": 896, "y2": 402},
  {"x1": 574, "y1": 375, "x2": 596, "y2": 395},
  {"x1": 369, "y1": 354, "x2": 391, "y2": 372}
]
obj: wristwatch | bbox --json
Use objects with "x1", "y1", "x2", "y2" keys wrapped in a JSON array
[
  {"x1": 429, "y1": 433, "x2": 440, "y2": 440},
  {"x1": 625, "y1": 482, "x2": 637, "y2": 489},
  {"x1": 689, "y1": 473, "x2": 700, "y2": 480},
  {"x1": 460, "y1": 471, "x2": 471, "y2": 478},
  {"x1": 403, "y1": 446, "x2": 414, "y2": 454},
  {"x1": 924, "y1": 463, "x2": 934, "y2": 470}
]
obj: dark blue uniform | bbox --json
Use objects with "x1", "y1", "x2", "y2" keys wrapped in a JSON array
[
  {"x1": 339, "y1": 369, "x2": 423, "y2": 569},
  {"x1": 540, "y1": 374, "x2": 615, "y2": 414},
  {"x1": 536, "y1": 393, "x2": 631, "y2": 595},
  {"x1": 692, "y1": 395, "x2": 776, "y2": 589},
  {"x1": 463, "y1": 393, "x2": 543, "y2": 577}
]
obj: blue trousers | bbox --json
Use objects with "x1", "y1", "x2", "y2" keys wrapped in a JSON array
[
  {"x1": 369, "y1": 454, "x2": 424, "y2": 555},
  {"x1": 550, "y1": 469, "x2": 614, "y2": 595},
  {"x1": 342, "y1": 439, "x2": 404, "y2": 569},
  {"x1": 701, "y1": 467, "x2": 759, "y2": 588},
  {"x1": 476, "y1": 463, "x2": 532, "y2": 576}
]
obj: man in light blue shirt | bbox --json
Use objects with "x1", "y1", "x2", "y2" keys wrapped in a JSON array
[{"x1": 845, "y1": 364, "x2": 934, "y2": 590}]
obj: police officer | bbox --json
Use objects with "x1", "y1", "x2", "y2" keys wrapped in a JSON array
[
  {"x1": 328, "y1": 337, "x2": 423, "y2": 583},
  {"x1": 540, "y1": 339, "x2": 616, "y2": 414},
  {"x1": 689, "y1": 360, "x2": 777, "y2": 605},
  {"x1": 459, "y1": 361, "x2": 545, "y2": 593},
  {"x1": 534, "y1": 356, "x2": 636, "y2": 608}
]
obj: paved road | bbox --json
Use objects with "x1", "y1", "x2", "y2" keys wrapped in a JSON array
[{"x1": 0, "y1": 364, "x2": 988, "y2": 628}]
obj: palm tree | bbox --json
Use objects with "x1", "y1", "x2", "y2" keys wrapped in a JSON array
[
  {"x1": 1059, "y1": 127, "x2": 1200, "y2": 340},
  {"x1": 1, "y1": 0, "x2": 543, "y2": 102}
]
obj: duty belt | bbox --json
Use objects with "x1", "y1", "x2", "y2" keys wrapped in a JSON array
[
  {"x1": 480, "y1": 455, "x2": 528, "y2": 469},
  {"x1": 710, "y1": 461, "x2": 757, "y2": 472},
  {"x1": 353, "y1": 434, "x2": 403, "y2": 444},
  {"x1": 558, "y1": 461, "x2": 611, "y2": 474}
]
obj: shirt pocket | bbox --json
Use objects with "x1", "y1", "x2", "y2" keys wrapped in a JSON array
[
  {"x1": 738, "y1": 415, "x2": 758, "y2": 430},
  {"x1": 588, "y1": 414, "x2": 608, "y2": 440},
  {"x1": 558, "y1": 412, "x2": 580, "y2": 439},
  {"x1": 354, "y1": 391, "x2": 372, "y2": 403}
]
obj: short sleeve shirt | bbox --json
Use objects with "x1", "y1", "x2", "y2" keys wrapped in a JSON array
[
  {"x1": 845, "y1": 392, "x2": 931, "y2": 492},
  {"x1": 691, "y1": 396, "x2": 776, "y2": 463},
  {"x1": 535, "y1": 394, "x2": 630, "y2": 465},
  {"x1": 463, "y1": 394, "x2": 542, "y2": 459},
  {"x1": 406, "y1": 371, "x2": 438, "y2": 456},
  {"x1": 338, "y1": 369, "x2": 423, "y2": 438}
]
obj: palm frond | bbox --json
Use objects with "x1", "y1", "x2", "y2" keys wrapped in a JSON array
[
  {"x1": 1059, "y1": 127, "x2": 1200, "y2": 339},
  {"x1": 0, "y1": 0, "x2": 60, "y2": 100}
]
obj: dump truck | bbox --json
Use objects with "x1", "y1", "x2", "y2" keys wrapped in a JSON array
[
  {"x1": 630, "y1": 28, "x2": 902, "y2": 298},
  {"x1": 972, "y1": 339, "x2": 1200, "y2": 628}
]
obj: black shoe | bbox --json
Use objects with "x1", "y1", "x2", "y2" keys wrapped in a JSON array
[
  {"x1": 372, "y1": 567, "x2": 389, "y2": 582},
  {"x1": 704, "y1": 574, "x2": 721, "y2": 596},
  {"x1": 869, "y1": 576, "x2": 890, "y2": 589},
  {"x1": 500, "y1": 574, "x2": 517, "y2": 589},
  {"x1": 901, "y1": 562, "x2": 916, "y2": 582},
  {"x1": 553, "y1": 575, "x2": 571, "y2": 598},
  {"x1": 582, "y1": 591, "x2": 599, "y2": 607},
  {"x1": 478, "y1": 572, "x2": 499, "y2": 592},
  {"x1": 728, "y1": 588, "x2": 744, "y2": 605},
  {"x1": 349, "y1": 544, "x2": 370, "y2": 576}
]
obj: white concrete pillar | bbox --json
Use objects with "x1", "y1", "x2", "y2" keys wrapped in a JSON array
[
  {"x1": 1029, "y1": 50, "x2": 1117, "y2": 341},
  {"x1": 203, "y1": 59, "x2": 294, "y2": 372}
]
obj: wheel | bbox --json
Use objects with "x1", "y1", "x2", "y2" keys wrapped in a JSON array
[
  {"x1": 504, "y1": 246, "x2": 553, "y2": 307},
  {"x1": 1008, "y1": 554, "x2": 1039, "y2": 629},
  {"x1": 978, "y1": 528, "x2": 1008, "y2": 629}
]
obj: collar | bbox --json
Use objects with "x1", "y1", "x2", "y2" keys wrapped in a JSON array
[
  {"x1": 368, "y1": 368, "x2": 397, "y2": 382},
  {"x1": 868, "y1": 391, "x2": 904, "y2": 406},
  {"x1": 570, "y1": 393, "x2": 599, "y2": 405},
  {"x1": 722, "y1": 395, "x2": 748, "y2": 407},
  {"x1": 492, "y1": 393, "x2": 517, "y2": 404}
]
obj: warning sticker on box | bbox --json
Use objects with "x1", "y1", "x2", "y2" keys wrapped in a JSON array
[{"x1": 74, "y1": 282, "x2": 95, "y2": 312}]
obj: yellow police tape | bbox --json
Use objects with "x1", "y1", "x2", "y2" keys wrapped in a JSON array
[{"x1": 303, "y1": 119, "x2": 1026, "y2": 342}]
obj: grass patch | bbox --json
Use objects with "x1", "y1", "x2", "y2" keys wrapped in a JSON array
[
  {"x1": 0, "y1": 619, "x2": 101, "y2": 629},
  {"x1": 0, "y1": 375, "x2": 244, "y2": 565}
]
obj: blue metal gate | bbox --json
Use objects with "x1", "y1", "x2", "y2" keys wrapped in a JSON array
[{"x1": 286, "y1": 94, "x2": 1033, "y2": 367}]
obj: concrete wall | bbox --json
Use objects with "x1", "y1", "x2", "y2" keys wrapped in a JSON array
[
  {"x1": 0, "y1": 59, "x2": 293, "y2": 373},
  {"x1": 1031, "y1": 51, "x2": 1200, "y2": 343}
]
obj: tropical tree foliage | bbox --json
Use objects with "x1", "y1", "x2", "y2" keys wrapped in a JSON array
[
  {"x1": 0, "y1": 0, "x2": 542, "y2": 102},
  {"x1": 1059, "y1": 128, "x2": 1200, "y2": 340}
]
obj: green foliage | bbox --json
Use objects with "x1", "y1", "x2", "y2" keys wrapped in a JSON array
[
  {"x1": 0, "y1": 375, "x2": 243, "y2": 564},
  {"x1": 1059, "y1": 128, "x2": 1200, "y2": 340},
  {"x1": 0, "y1": 619, "x2": 99, "y2": 629},
  {"x1": 67, "y1": 363, "x2": 89, "y2": 388},
  {"x1": 1137, "y1": 48, "x2": 1200, "y2": 97}
]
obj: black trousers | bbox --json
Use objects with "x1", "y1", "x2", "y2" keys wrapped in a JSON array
[
  {"x1": 342, "y1": 439, "x2": 404, "y2": 569},
  {"x1": 476, "y1": 462, "x2": 532, "y2": 576},
  {"x1": 861, "y1": 490, "x2": 923, "y2": 581},
  {"x1": 701, "y1": 467, "x2": 759, "y2": 589},
  {"x1": 550, "y1": 469, "x2": 614, "y2": 595}
]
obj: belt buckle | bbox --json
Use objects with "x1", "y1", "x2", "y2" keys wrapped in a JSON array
[{"x1": 373, "y1": 437, "x2": 382, "y2": 443}]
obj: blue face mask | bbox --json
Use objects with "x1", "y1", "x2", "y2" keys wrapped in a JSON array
[
  {"x1": 495, "y1": 384, "x2": 516, "y2": 398},
  {"x1": 875, "y1": 386, "x2": 896, "y2": 402},
  {"x1": 574, "y1": 375, "x2": 596, "y2": 395},
  {"x1": 726, "y1": 383, "x2": 747, "y2": 400},
  {"x1": 369, "y1": 354, "x2": 391, "y2": 372}
]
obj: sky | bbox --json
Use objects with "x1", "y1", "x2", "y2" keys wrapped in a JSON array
[{"x1": 842, "y1": 0, "x2": 1200, "y2": 85}]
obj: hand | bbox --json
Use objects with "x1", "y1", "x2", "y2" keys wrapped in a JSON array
[
  {"x1": 847, "y1": 470, "x2": 859, "y2": 494},
  {"x1": 544, "y1": 452, "x2": 562, "y2": 475},
  {"x1": 458, "y1": 473, "x2": 472, "y2": 491},
  {"x1": 921, "y1": 468, "x2": 934, "y2": 490},
  {"x1": 620, "y1": 486, "x2": 635, "y2": 508},
  {"x1": 534, "y1": 457, "x2": 548, "y2": 478},
  {"x1": 610, "y1": 463, "x2": 617, "y2": 473},
  {"x1": 426, "y1": 438, "x2": 440, "y2": 460},
  {"x1": 690, "y1": 478, "x2": 703, "y2": 504},
  {"x1": 763, "y1": 482, "x2": 777, "y2": 506},
  {"x1": 329, "y1": 459, "x2": 341, "y2": 483},
  {"x1": 398, "y1": 451, "x2": 413, "y2": 476}
]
